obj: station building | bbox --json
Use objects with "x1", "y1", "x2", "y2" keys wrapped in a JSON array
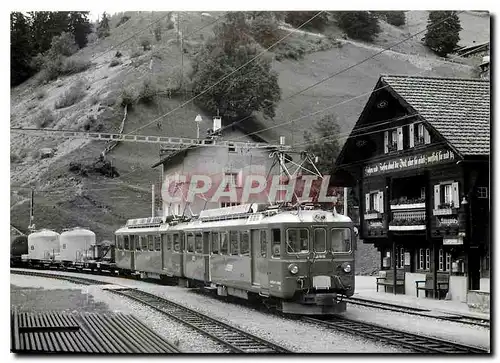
[{"x1": 334, "y1": 75, "x2": 490, "y2": 306}]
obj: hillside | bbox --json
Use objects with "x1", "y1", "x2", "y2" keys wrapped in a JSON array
[{"x1": 10, "y1": 11, "x2": 489, "y2": 249}]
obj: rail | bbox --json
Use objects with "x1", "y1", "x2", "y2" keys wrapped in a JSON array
[
  {"x1": 303, "y1": 316, "x2": 488, "y2": 354},
  {"x1": 106, "y1": 288, "x2": 292, "y2": 353},
  {"x1": 10, "y1": 270, "x2": 111, "y2": 286}
]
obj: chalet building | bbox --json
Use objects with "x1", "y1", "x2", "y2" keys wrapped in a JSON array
[{"x1": 334, "y1": 75, "x2": 490, "y2": 305}]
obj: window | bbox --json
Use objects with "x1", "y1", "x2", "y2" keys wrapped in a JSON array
[
  {"x1": 370, "y1": 192, "x2": 379, "y2": 212},
  {"x1": 314, "y1": 228, "x2": 326, "y2": 253},
  {"x1": 136, "y1": 236, "x2": 142, "y2": 251},
  {"x1": 260, "y1": 230, "x2": 267, "y2": 257},
  {"x1": 421, "y1": 187, "x2": 426, "y2": 199},
  {"x1": 442, "y1": 184, "x2": 453, "y2": 205},
  {"x1": 223, "y1": 172, "x2": 238, "y2": 188},
  {"x1": 439, "y1": 249, "x2": 444, "y2": 271},
  {"x1": 286, "y1": 228, "x2": 309, "y2": 254},
  {"x1": 272, "y1": 229, "x2": 281, "y2": 257},
  {"x1": 396, "y1": 247, "x2": 405, "y2": 268},
  {"x1": 186, "y1": 233, "x2": 195, "y2": 252},
  {"x1": 417, "y1": 123, "x2": 425, "y2": 144},
  {"x1": 220, "y1": 232, "x2": 229, "y2": 254},
  {"x1": 220, "y1": 202, "x2": 240, "y2": 208},
  {"x1": 230, "y1": 231, "x2": 239, "y2": 255},
  {"x1": 391, "y1": 130, "x2": 398, "y2": 148},
  {"x1": 477, "y1": 187, "x2": 488, "y2": 199},
  {"x1": 240, "y1": 231, "x2": 250, "y2": 255},
  {"x1": 425, "y1": 248, "x2": 430, "y2": 270},
  {"x1": 166, "y1": 235, "x2": 172, "y2": 251},
  {"x1": 173, "y1": 234, "x2": 180, "y2": 252},
  {"x1": 445, "y1": 252, "x2": 451, "y2": 271},
  {"x1": 124, "y1": 236, "x2": 130, "y2": 250},
  {"x1": 30, "y1": 245, "x2": 34, "y2": 250},
  {"x1": 154, "y1": 235, "x2": 161, "y2": 251},
  {"x1": 195, "y1": 233, "x2": 203, "y2": 253},
  {"x1": 62, "y1": 243, "x2": 67, "y2": 250},
  {"x1": 331, "y1": 228, "x2": 352, "y2": 253},
  {"x1": 116, "y1": 236, "x2": 123, "y2": 250},
  {"x1": 418, "y1": 248, "x2": 424, "y2": 270},
  {"x1": 148, "y1": 236, "x2": 154, "y2": 251},
  {"x1": 228, "y1": 143, "x2": 236, "y2": 153},
  {"x1": 211, "y1": 232, "x2": 220, "y2": 254}
]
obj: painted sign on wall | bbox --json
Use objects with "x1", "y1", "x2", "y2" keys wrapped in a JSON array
[{"x1": 364, "y1": 149, "x2": 456, "y2": 177}]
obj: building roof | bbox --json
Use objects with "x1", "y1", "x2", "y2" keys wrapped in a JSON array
[{"x1": 381, "y1": 75, "x2": 490, "y2": 156}]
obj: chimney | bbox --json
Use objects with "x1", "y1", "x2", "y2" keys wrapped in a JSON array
[{"x1": 213, "y1": 116, "x2": 222, "y2": 132}]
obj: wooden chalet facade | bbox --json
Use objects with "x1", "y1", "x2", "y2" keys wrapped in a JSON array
[{"x1": 335, "y1": 75, "x2": 490, "y2": 303}]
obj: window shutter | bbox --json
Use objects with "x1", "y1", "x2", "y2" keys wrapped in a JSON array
[
  {"x1": 237, "y1": 170, "x2": 243, "y2": 188},
  {"x1": 365, "y1": 193, "x2": 370, "y2": 212},
  {"x1": 384, "y1": 131, "x2": 389, "y2": 153},
  {"x1": 424, "y1": 127, "x2": 431, "y2": 144},
  {"x1": 397, "y1": 127, "x2": 403, "y2": 150},
  {"x1": 434, "y1": 185, "x2": 440, "y2": 209},
  {"x1": 409, "y1": 124, "x2": 415, "y2": 148},
  {"x1": 378, "y1": 191, "x2": 384, "y2": 213},
  {"x1": 452, "y1": 182, "x2": 459, "y2": 207}
]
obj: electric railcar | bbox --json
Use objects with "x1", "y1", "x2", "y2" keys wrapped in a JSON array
[{"x1": 114, "y1": 203, "x2": 356, "y2": 315}]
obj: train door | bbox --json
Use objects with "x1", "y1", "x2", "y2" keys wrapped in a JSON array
[
  {"x1": 251, "y1": 229, "x2": 269, "y2": 288},
  {"x1": 203, "y1": 232, "x2": 211, "y2": 282},
  {"x1": 130, "y1": 235, "x2": 136, "y2": 271}
]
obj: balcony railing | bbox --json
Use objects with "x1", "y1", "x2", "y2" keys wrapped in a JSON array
[{"x1": 389, "y1": 210, "x2": 426, "y2": 231}]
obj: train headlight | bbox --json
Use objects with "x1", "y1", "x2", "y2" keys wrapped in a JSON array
[
  {"x1": 343, "y1": 263, "x2": 352, "y2": 273},
  {"x1": 288, "y1": 263, "x2": 299, "y2": 275}
]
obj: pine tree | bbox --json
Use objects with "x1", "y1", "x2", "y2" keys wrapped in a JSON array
[
  {"x1": 68, "y1": 12, "x2": 92, "y2": 48},
  {"x1": 336, "y1": 11, "x2": 381, "y2": 42},
  {"x1": 97, "y1": 12, "x2": 110, "y2": 39},
  {"x1": 424, "y1": 11, "x2": 462, "y2": 57},
  {"x1": 11, "y1": 12, "x2": 34, "y2": 86}
]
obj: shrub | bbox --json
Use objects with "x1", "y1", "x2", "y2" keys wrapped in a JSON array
[
  {"x1": 35, "y1": 108, "x2": 55, "y2": 128},
  {"x1": 119, "y1": 88, "x2": 136, "y2": 108},
  {"x1": 60, "y1": 57, "x2": 92, "y2": 75},
  {"x1": 115, "y1": 51, "x2": 122, "y2": 58},
  {"x1": 285, "y1": 11, "x2": 330, "y2": 31},
  {"x1": 109, "y1": 59, "x2": 121, "y2": 67},
  {"x1": 54, "y1": 82, "x2": 86, "y2": 109},
  {"x1": 250, "y1": 15, "x2": 281, "y2": 48},
  {"x1": 138, "y1": 78, "x2": 157, "y2": 104},
  {"x1": 49, "y1": 32, "x2": 78, "y2": 57},
  {"x1": 130, "y1": 49, "x2": 143, "y2": 58},
  {"x1": 336, "y1": 11, "x2": 381, "y2": 42},
  {"x1": 86, "y1": 32, "x2": 98, "y2": 44},
  {"x1": 385, "y1": 11, "x2": 406, "y2": 27},
  {"x1": 140, "y1": 37, "x2": 152, "y2": 51},
  {"x1": 116, "y1": 15, "x2": 130, "y2": 28},
  {"x1": 154, "y1": 24, "x2": 162, "y2": 41},
  {"x1": 35, "y1": 90, "x2": 47, "y2": 100}
]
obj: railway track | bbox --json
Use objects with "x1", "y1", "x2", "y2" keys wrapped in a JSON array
[
  {"x1": 10, "y1": 269, "x2": 111, "y2": 286},
  {"x1": 106, "y1": 288, "x2": 292, "y2": 354},
  {"x1": 345, "y1": 297, "x2": 490, "y2": 328},
  {"x1": 303, "y1": 316, "x2": 488, "y2": 354}
]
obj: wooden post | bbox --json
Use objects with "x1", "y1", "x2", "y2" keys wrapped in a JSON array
[
  {"x1": 392, "y1": 234, "x2": 397, "y2": 295},
  {"x1": 433, "y1": 245, "x2": 438, "y2": 298}
]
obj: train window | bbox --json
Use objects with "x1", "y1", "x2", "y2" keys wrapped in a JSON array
[
  {"x1": 140, "y1": 236, "x2": 147, "y2": 250},
  {"x1": 148, "y1": 236, "x2": 154, "y2": 251},
  {"x1": 186, "y1": 233, "x2": 195, "y2": 252},
  {"x1": 230, "y1": 231, "x2": 239, "y2": 255},
  {"x1": 131, "y1": 235, "x2": 137, "y2": 250},
  {"x1": 331, "y1": 228, "x2": 352, "y2": 253},
  {"x1": 314, "y1": 228, "x2": 326, "y2": 253},
  {"x1": 272, "y1": 229, "x2": 281, "y2": 257},
  {"x1": 173, "y1": 234, "x2": 181, "y2": 252},
  {"x1": 286, "y1": 228, "x2": 309, "y2": 254},
  {"x1": 211, "y1": 233, "x2": 220, "y2": 254},
  {"x1": 116, "y1": 236, "x2": 123, "y2": 250},
  {"x1": 240, "y1": 231, "x2": 250, "y2": 256},
  {"x1": 124, "y1": 236, "x2": 130, "y2": 250},
  {"x1": 166, "y1": 235, "x2": 173, "y2": 251},
  {"x1": 154, "y1": 235, "x2": 161, "y2": 251},
  {"x1": 260, "y1": 230, "x2": 267, "y2": 258},
  {"x1": 195, "y1": 233, "x2": 203, "y2": 253},
  {"x1": 220, "y1": 232, "x2": 229, "y2": 255}
]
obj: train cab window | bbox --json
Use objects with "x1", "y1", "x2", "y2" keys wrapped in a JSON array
[
  {"x1": 286, "y1": 228, "x2": 309, "y2": 254},
  {"x1": 230, "y1": 231, "x2": 239, "y2": 255},
  {"x1": 331, "y1": 228, "x2": 352, "y2": 253},
  {"x1": 195, "y1": 233, "x2": 203, "y2": 253},
  {"x1": 211, "y1": 233, "x2": 220, "y2": 254},
  {"x1": 240, "y1": 231, "x2": 250, "y2": 256},
  {"x1": 272, "y1": 229, "x2": 281, "y2": 257},
  {"x1": 166, "y1": 235, "x2": 173, "y2": 251},
  {"x1": 124, "y1": 236, "x2": 130, "y2": 250},
  {"x1": 314, "y1": 228, "x2": 326, "y2": 253},
  {"x1": 116, "y1": 236, "x2": 123, "y2": 250},
  {"x1": 148, "y1": 236, "x2": 154, "y2": 251},
  {"x1": 154, "y1": 235, "x2": 161, "y2": 251},
  {"x1": 186, "y1": 233, "x2": 195, "y2": 252},
  {"x1": 140, "y1": 236, "x2": 147, "y2": 250},
  {"x1": 220, "y1": 232, "x2": 229, "y2": 255},
  {"x1": 260, "y1": 230, "x2": 267, "y2": 258},
  {"x1": 173, "y1": 234, "x2": 181, "y2": 252}
]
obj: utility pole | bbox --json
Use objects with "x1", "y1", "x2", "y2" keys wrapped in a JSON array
[
  {"x1": 29, "y1": 188, "x2": 35, "y2": 231},
  {"x1": 344, "y1": 187, "x2": 348, "y2": 216},
  {"x1": 178, "y1": 12, "x2": 183, "y2": 90},
  {"x1": 151, "y1": 184, "x2": 155, "y2": 217}
]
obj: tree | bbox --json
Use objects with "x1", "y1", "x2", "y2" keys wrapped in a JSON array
[
  {"x1": 336, "y1": 11, "x2": 381, "y2": 42},
  {"x1": 97, "y1": 12, "x2": 110, "y2": 38},
  {"x1": 303, "y1": 114, "x2": 342, "y2": 175},
  {"x1": 285, "y1": 11, "x2": 329, "y2": 31},
  {"x1": 191, "y1": 14, "x2": 281, "y2": 120},
  {"x1": 68, "y1": 12, "x2": 92, "y2": 48},
  {"x1": 376, "y1": 11, "x2": 406, "y2": 27},
  {"x1": 423, "y1": 11, "x2": 462, "y2": 57},
  {"x1": 11, "y1": 12, "x2": 34, "y2": 86}
]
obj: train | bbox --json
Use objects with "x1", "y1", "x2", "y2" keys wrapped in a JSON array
[{"x1": 11, "y1": 203, "x2": 356, "y2": 315}]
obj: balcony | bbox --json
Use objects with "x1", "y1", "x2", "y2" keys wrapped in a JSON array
[
  {"x1": 389, "y1": 210, "x2": 426, "y2": 231},
  {"x1": 433, "y1": 202, "x2": 459, "y2": 216}
]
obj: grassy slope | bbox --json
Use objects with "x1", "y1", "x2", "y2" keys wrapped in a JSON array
[{"x1": 10, "y1": 11, "x2": 489, "y2": 247}]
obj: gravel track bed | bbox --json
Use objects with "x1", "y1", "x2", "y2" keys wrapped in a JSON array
[{"x1": 344, "y1": 305, "x2": 490, "y2": 351}]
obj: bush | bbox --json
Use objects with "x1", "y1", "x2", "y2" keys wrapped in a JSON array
[
  {"x1": 336, "y1": 11, "x2": 381, "y2": 42},
  {"x1": 49, "y1": 32, "x2": 78, "y2": 57},
  {"x1": 285, "y1": 11, "x2": 330, "y2": 31},
  {"x1": 138, "y1": 78, "x2": 157, "y2": 104},
  {"x1": 250, "y1": 15, "x2": 281, "y2": 48},
  {"x1": 60, "y1": 56, "x2": 92, "y2": 75},
  {"x1": 35, "y1": 90, "x2": 47, "y2": 100},
  {"x1": 119, "y1": 88, "x2": 136, "y2": 108},
  {"x1": 140, "y1": 37, "x2": 152, "y2": 51},
  {"x1": 130, "y1": 49, "x2": 143, "y2": 58},
  {"x1": 35, "y1": 108, "x2": 55, "y2": 128},
  {"x1": 385, "y1": 11, "x2": 406, "y2": 27},
  {"x1": 154, "y1": 24, "x2": 162, "y2": 41},
  {"x1": 109, "y1": 59, "x2": 121, "y2": 67},
  {"x1": 54, "y1": 82, "x2": 86, "y2": 109},
  {"x1": 115, "y1": 51, "x2": 122, "y2": 58},
  {"x1": 116, "y1": 15, "x2": 130, "y2": 28}
]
